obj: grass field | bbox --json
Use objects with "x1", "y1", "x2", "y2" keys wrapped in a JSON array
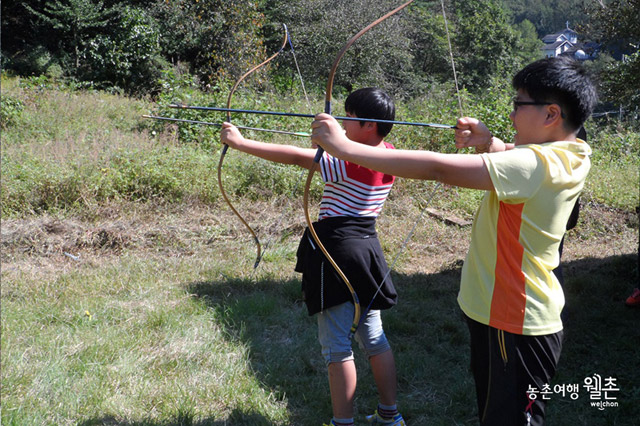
[{"x1": 1, "y1": 76, "x2": 639, "y2": 425}]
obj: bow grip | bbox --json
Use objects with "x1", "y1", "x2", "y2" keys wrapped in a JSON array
[
  {"x1": 313, "y1": 99, "x2": 330, "y2": 163},
  {"x1": 313, "y1": 147, "x2": 324, "y2": 163}
]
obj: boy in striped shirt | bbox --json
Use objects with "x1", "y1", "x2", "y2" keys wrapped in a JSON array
[
  {"x1": 221, "y1": 87, "x2": 406, "y2": 426},
  {"x1": 311, "y1": 56, "x2": 597, "y2": 426}
]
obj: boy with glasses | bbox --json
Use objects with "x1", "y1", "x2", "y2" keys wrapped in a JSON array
[{"x1": 311, "y1": 56, "x2": 597, "y2": 425}]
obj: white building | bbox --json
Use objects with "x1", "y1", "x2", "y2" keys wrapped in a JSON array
[{"x1": 542, "y1": 22, "x2": 579, "y2": 58}]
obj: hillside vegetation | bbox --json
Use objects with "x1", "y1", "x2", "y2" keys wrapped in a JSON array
[{"x1": 1, "y1": 73, "x2": 639, "y2": 425}]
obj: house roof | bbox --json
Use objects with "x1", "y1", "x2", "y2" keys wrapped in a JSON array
[
  {"x1": 543, "y1": 40, "x2": 573, "y2": 51},
  {"x1": 542, "y1": 33, "x2": 567, "y2": 43},
  {"x1": 542, "y1": 27, "x2": 577, "y2": 44}
]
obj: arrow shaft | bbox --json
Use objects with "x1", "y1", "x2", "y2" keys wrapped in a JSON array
[
  {"x1": 143, "y1": 115, "x2": 311, "y2": 137},
  {"x1": 169, "y1": 104, "x2": 456, "y2": 129}
]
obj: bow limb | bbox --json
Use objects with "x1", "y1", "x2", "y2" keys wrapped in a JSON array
[
  {"x1": 303, "y1": 0, "x2": 415, "y2": 338},
  {"x1": 218, "y1": 24, "x2": 289, "y2": 269}
]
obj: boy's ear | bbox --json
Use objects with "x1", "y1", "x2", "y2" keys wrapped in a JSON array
[
  {"x1": 364, "y1": 121, "x2": 377, "y2": 132},
  {"x1": 544, "y1": 104, "x2": 563, "y2": 126}
]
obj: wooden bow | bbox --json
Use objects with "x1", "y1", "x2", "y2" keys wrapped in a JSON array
[
  {"x1": 357, "y1": 0, "x2": 465, "y2": 325},
  {"x1": 219, "y1": 24, "x2": 289, "y2": 269},
  {"x1": 302, "y1": 0, "x2": 415, "y2": 338}
]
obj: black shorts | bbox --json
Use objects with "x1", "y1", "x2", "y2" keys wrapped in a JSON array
[{"x1": 465, "y1": 315, "x2": 563, "y2": 426}]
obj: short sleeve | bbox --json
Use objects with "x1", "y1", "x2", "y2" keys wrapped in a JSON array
[{"x1": 481, "y1": 147, "x2": 546, "y2": 204}]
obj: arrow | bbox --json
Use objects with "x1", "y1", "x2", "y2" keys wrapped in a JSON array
[
  {"x1": 142, "y1": 114, "x2": 311, "y2": 137},
  {"x1": 169, "y1": 104, "x2": 457, "y2": 129}
]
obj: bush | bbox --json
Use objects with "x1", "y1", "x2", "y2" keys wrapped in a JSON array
[
  {"x1": 0, "y1": 95, "x2": 24, "y2": 129},
  {"x1": 584, "y1": 124, "x2": 640, "y2": 211},
  {"x1": 4, "y1": 45, "x2": 56, "y2": 76},
  {"x1": 81, "y1": 6, "x2": 164, "y2": 94}
]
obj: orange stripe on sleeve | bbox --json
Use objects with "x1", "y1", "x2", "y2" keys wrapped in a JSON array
[{"x1": 489, "y1": 201, "x2": 526, "y2": 333}]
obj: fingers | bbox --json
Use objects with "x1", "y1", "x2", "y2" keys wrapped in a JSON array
[
  {"x1": 220, "y1": 122, "x2": 243, "y2": 147},
  {"x1": 454, "y1": 118, "x2": 473, "y2": 149},
  {"x1": 454, "y1": 117, "x2": 491, "y2": 149},
  {"x1": 310, "y1": 113, "x2": 334, "y2": 131},
  {"x1": 310, "y1": 113, "x2": 346, "y2": 155},
  {"x1": 456, "y1": 116, "x2": 477, "y2": 129},
  {"x1": 454, "y1": 128, "x2": 474, "y2": 149},
  {"x1": 310, "y1": 113, "x2": 336, "y2": 146}
]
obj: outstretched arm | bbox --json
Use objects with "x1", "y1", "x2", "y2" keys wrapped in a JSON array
[
  {"x1": 221, "y1": 122, "x2": 317, "y2": 169},
  {"x1": 311, "y1": 114, "x2": 495, "y2": 191}
]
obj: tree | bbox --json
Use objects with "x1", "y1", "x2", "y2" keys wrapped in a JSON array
[
  {"x1": 81, "y1": 5, "x2": 163, "y2": 94},
  {"x1": 502, "y1": 0, "x2": 593, "y2": 37},
  {"x1": 513, "y1": 19, "x2": 544, "y2": 64},
  {"x1": 19, "y1": 0, "x2": 163, "y2": 94},
  {"x1": 263, "y1": 0, "x2": 423, "y2": 97},
  {"x1": 24, "y1": 0, "x2": 115, "y2": 71},
  {"x1": 450, "y1": 0, "x2": 522, "y2": 91},
  {"x1": 404, "y1": 2, "x2": 455, "y2": 88},
  {"x1": 584, "y1": 0, "x2": 640, "y2": 113},
  {"x1": 2, "y1": 1, "x2": 53, "y2": 74},
  {"x1": 149, "y1": 0, "x2": 267, "y2": 86}
]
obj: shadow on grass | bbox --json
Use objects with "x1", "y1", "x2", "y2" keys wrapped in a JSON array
[
  {"x1": 78, "y1": 408, "x2": 279, "y2": 426},
  {"x1": 96, "y1": 251, "x2": 634, "y2": 426},
  {"x1": 178, "y1": 259, "x2": 475, "y2": 425},
  {"x1": 185, "y1": 276, "x2": 333, "y2": 424},
  {"x1": 549, "y1": 253, "x2": 639, "y2": 426}
]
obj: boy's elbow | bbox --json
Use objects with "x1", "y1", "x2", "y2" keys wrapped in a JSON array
[
  {"x1": 421, "y1": 156, "x2": 449, "y2": 182},
  {"x1": 292, "y1": 151, "x2": 315, "y2": 169},
  {"x1": 428, "y1": 167, "x2": 449, "y2": 183}
]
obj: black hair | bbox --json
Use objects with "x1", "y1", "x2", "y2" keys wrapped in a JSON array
[
  {"x1": 512, "y1": 56, "x2": 598, "y2": 132},
  {"x1": 344, "y1": 87, "x2": 395, "y2": 137}
]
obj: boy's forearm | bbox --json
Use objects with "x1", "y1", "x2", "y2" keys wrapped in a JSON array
[
  {"x1": 232, "y1": 138, "x2": 315, "y2": 168},
  {"x1": 341, "y1": 142, "x2": 436, "y2": 179},
  {"x1": 311, "y1": 113, "x2": 492, "y2": 189}
]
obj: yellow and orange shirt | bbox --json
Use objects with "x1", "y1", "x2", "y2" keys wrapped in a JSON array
[{"x1": 458, "y1": 140, "x2": 591, "y2": 336}]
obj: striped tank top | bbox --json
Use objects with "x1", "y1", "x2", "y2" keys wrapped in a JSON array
[{"x1": 318, "y1": 142, "x2": 395, "y2": 219}]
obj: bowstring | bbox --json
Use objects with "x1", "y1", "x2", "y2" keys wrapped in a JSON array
[
  {"x1": 441, "y1": 0, "x2": 464, "y2": 117},
  {"x1": 286, "y1": 24, "x2": 315, "y2": 115}
]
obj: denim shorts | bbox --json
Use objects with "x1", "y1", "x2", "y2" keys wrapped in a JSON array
[{"x1": 317, "y1": 301, "x2": 391, "y2": 365}]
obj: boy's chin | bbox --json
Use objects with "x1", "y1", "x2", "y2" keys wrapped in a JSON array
[{"x1": 513, "y1": 133, "x2": 527, "y2": 145}]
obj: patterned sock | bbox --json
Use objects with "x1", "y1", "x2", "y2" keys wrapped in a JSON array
[
  {"x1": 331, "y1": 417, "x2": 355, "y2": 426},
  {"x1": 377, "y1": 403, "x2": 399, "y2": 420}
]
